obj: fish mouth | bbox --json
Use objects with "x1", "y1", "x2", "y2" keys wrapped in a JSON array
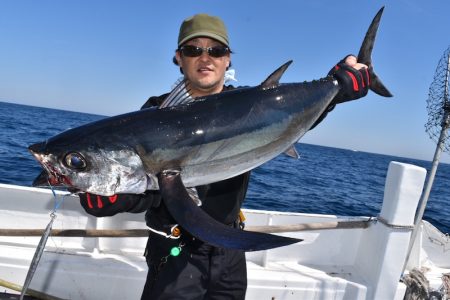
[
  {"x1": 31, "y1": 169, "x2": 63, "y2": 187},
  {"x1": 31, "y1": 169, "x2": 69, "y2": 187},
  {"x1": 29, "y1": 142, "x2": 72, "y2": 188}
]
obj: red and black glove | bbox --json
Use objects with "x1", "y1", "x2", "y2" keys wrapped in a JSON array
[
  {"x1": 79, "y1": 191, "x2": 161, "y2": 217},
  {"x1": 328, "y1": 55, "x2": 370, "y2": 104},
  {"x1": 310, "y1": 56, "x2": 370, "y2": 130}
]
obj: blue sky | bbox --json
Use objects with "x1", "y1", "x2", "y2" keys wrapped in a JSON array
[{"x1": 1, "y1": 1, "x2": 450, "y2": 163}]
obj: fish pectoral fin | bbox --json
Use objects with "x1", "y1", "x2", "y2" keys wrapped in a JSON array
[
  {"x1": 284, "y1": 145, "x2": 300, "y2": 159},
  {"x1": 158, "y1": 170, "x2": 302, "y2": 251},
  {"x1": 187, "y1": 187, "x2": 202, "y2": 206},
  {"x1": 261, "y1": 60, "x2": 293, "y2": 89}
]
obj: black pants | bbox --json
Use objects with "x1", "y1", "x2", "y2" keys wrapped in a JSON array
[{"x1": 141, "y1": 233, "x2": 247, "y2": 300}]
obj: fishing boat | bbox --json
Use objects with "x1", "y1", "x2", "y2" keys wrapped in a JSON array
[{"x1": 0, "y1": 161, "x2": 449, "y2": 300}]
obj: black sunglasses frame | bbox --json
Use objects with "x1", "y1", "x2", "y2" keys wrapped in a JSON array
[{"x1": 178, "y1": 45, "x2": 230, "y2": 58}]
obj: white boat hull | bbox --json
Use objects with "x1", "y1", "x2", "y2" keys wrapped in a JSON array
[{"x1": 0, "y1": 161, "x2": 449, "y2": 300}]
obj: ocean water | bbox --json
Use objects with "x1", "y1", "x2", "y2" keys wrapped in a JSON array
[{"x1": 1, "y1": 101, "x2": 449, "y2": 233}]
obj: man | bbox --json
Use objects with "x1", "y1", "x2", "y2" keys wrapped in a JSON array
[{"x1": 79, "y1": 13, "x2": 370, "y2": 299}]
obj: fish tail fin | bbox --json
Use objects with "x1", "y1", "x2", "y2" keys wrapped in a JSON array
[{"x1": 357, "y1": 6, "x2": 393, "y2": 98}]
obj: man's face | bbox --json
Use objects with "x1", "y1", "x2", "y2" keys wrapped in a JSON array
[{"x1": 176, "y1": 37, "x2": 230, "y2": 97}]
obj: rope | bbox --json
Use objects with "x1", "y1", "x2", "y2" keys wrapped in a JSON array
[{"x1": 376, "y1": 216, "x2": 415, "y2": 230}]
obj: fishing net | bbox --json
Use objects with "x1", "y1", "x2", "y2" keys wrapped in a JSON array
[{"x1": 425, "y1": 45, "x2": 450, "y2": 153}]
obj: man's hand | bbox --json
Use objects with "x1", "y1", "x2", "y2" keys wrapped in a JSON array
[
  {"x1": 79, "y1": 192, "x2": 161, "y2": 217},
  {"x1": 79, "y1": 193, "x2": 121, "y2": 217},
  {"x1": 329, "y1": 55, "x2": 370, "y2": 104}
]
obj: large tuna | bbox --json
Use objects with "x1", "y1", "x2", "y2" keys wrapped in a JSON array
[{"x1": 28, "y1": 8, "x2": 392, "y2": 251}]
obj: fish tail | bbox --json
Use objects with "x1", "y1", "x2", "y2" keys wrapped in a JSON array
[{"x1": 357, "y1": 6, "x2": 393, "y2": 98}]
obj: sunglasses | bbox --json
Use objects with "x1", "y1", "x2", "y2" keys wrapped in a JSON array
[{"x1": 178, "y1": 45, "x2": 230, "y2": 58}]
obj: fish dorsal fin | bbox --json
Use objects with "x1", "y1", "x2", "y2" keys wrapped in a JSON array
[
  {"x1": 261, "y1": 60, "x2": 293, "y2": 89},
  {"x1": 159, "y1": 78, "x2": 193, "y2": 108},
  {"x1": 284, "y1": 145, "x2": 300, "y2": 159}
]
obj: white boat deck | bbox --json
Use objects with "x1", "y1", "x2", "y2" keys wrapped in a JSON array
[{"x1": 0, "y1": 161, "x2": 449, "y2": 300}]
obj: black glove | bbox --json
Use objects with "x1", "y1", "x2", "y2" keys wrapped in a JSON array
[
  {"x1": 79, "y1": 191, "x2": 161, "y2": 217},
  {"x1": 329, "y1": 55, "x2": 370, "y2": 104}
]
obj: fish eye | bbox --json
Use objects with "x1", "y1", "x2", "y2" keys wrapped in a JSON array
[{"x1": 64, "y1": 152, "x2": 87, "y2": 170}]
